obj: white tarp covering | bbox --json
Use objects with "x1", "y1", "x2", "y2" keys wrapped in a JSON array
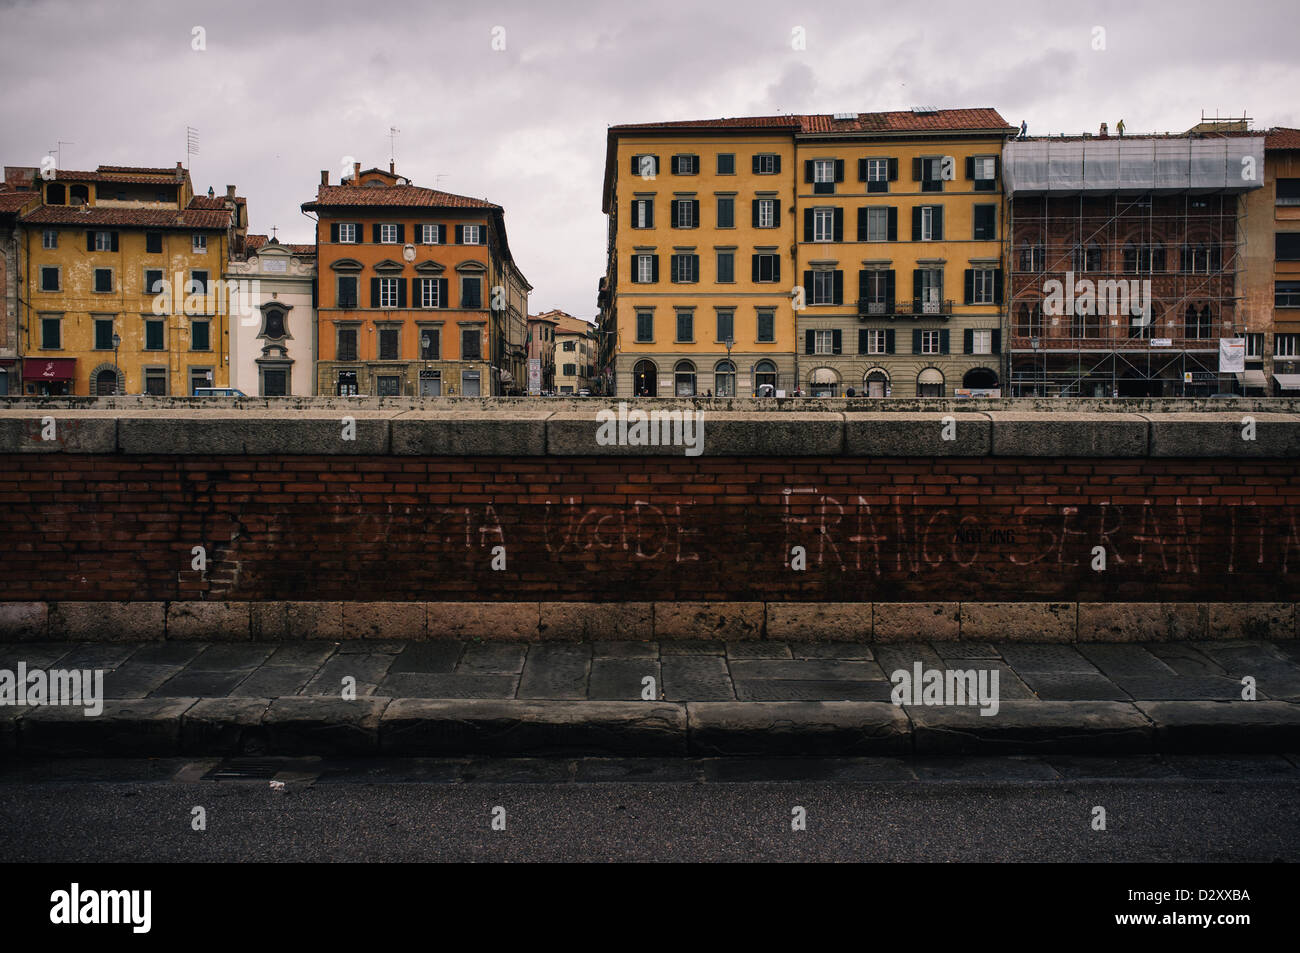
[{"x1": 1005, "y1": 137, "x2": 1265, "y2": 196}]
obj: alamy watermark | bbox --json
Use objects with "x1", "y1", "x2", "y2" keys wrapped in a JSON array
[
  {"x1": 595, "y1": 402, "x2": 705, "y2": 456},
  {"x1": 1043, "y1": 270, "x2": 1151, "y2": 323},
  {"x1": 0, "y1": 663, "x2": 104, "y2": 716},
  {"x1": 151, "y1": 273, "x2": 262, "y2": 324},
  {"x1": 50, "y1": 883, "x2": 151, "y2": 933},
  {"x1": 890, "y1": 662, "x2": 1000, "y2": 716}
]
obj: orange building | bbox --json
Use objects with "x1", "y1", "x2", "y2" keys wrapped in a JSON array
[{"x1": 303, "y1": 162, "x2": 530, "y2": 397}]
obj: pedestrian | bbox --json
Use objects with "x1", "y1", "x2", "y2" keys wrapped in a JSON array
[{"x1": 846, "y1": 387, "x2": 856, "y2": 397}]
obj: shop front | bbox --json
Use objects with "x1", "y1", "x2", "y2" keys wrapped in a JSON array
[{"x1": 22, "y1": 358, "x2": 75, "y2": 396}]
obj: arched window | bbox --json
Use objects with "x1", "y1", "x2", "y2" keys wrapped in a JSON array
[
  {"x1": 714, "y1": 360, "x2": 735, "y2": 397},
  {"x1": 1016, "y1": 302, "x2": 1043, "y2": 337},
  {"x1": 917, "y1": 368, "x2": 945, "y2": 398},
  {"x1": 1185, "y1": 305, "x2": 1213, "y2": 340},
  {"x1": 633, "y1": 359, "x2": 657, "y2": 397},
  {"x1": 863, "y1": 368, "x2": 889, "y2": 398},
  {"x1": 673, "y1": 360, "x2": 696, "y2": 397},
  {"x1": 1018, "y1": 238, "x2": 1044, "y2": 273},
  {"x1": 262, "y1": 307, "x2": 287, "y2": 340},
  {"x1": 46, "y1": 183, "x2": 65, "y2": 205},
  {"x1": 962, "y1": 368, "x2": 999, "y2": 390},
  {"x1": 69, "y1": 184, "x2": 89, "y2": 206},
  {"x1": 754, "y1": 360, "x2": 777, "y2": 396},
  {"x1": 809, "y1": 367, "x2": 839, "y2": 398}
]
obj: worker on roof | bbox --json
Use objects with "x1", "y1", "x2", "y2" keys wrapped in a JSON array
[{"x1": 1117, "y1": 119, "x2": 1126, "y2": 137}]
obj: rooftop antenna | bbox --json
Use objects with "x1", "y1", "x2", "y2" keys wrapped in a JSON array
[
  {"x1": 186, "y1": 126, "x2": 200, "y2": 170},
  {"x1": 54, "y1": 140, "x2": 74, "y2": 169},
  {"x1": 388, "y1": 126, "x2": 400, "y2": 169}
]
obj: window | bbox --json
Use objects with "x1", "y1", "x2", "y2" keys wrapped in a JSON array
[
  {"x1": 632, "y1": 198, "x2": 654, "y2": 229},
  {"x1": 811, "y1": 330, "x2": 835, "y2": 355},
  {"x1": 1276, "y1": 334, "x2": 1299, "y2": 358},
  {"x1": 1184, "y1": 305, "x2": 1214, "y2": 340},
  {"x1": 813, "y1": 208, "x2": 834, "y2": 242},
  {"x1": 671, "y1": 154, "x2": 699, "y2": 175},
  {"x1": 338, "y1": 223, "x2": 358, "y2": 243},
  {"x1": 461, "y1": 328, "x2": 482, "y2": 360},
  {"x1": 145, "y1": 232, "x2": 162, "y2": 254},
  {"x1": 94, "y1": 269, "x2": 113, "y2": 293},
  {"x1": 192, "y1": 234, "x2": 207, "y2": 253},
  {"x1": 419, "y1": 224, "x2": 440, "y2": 244},
  {"x1": 1072, "y1": 242, "x2": 1102, "y2": 272},
  {"x1": 1243, "y1": 333, "x2": 1263, "y2": 358},
  {"x1": 716, "y1": 310, "x2": 734, "y2": 343},
  {"x1": 1181, "y1": 242, "x2": 1220, "y2": 273},
  {"x1": 715, "y1": 360, "x2": 736, "y2": 396},
  {"x1": 756, "y1": 198, "x2": 776, "y2": 228},
  {"x1": 756, "y1": 309, "x2": 775, "y2": 342},
  {"x1": 811, "y1": 270, "x2": 839, "y2": 305},
  {"x1": 865, "y1": 158, "x2": 890, "y2": 194},
  {"x1": 420, "y1": 328, "x2": 440, "y2": 359},
  {"x1": 1016, "y1": 303, "x2": 1043, "y2": 338},
  {"x1": 670, "y1": 253, "x2": 698, "y2": 283},
  {"x1": 812, "y1": 158, "x2": 836, "y2": 194},
  {"x1": 634, "y1": 253, "x2": 656, "y2": 283},
  {"x1": 673, "y1": 360, "x2": 696, "y2": 396},
  {"x1": 1124, "y1": 242, "x2": 1166, "y2": 272},
  {"x1": 1276, "y1": 281, "x2": 1300, "y2": 308},
  {"x1": 462, "y1": 225, "x2": 482, "y2": 244},
  {"x1": 562, "y1": 340, "x2": 575, "y2": 352},
  {"x1": 1019, "y1": 240, "x2": 1045, "y2": 272},
  {"x1": 969, "y1": 329, "x2": 992, "y2": 355},
  {"x1": 917, "y1": 368, "x2": 944, "y2": 397},
  {"x1": 675, "y1": 312, "x2": 694, "y2": 342},
  {"x1": 461, "y1": 370, "x2": 481, "y2": 396},
  {"x1": 337, "y1": 327, "x2": 359, "y2": 361},
  {"x1": 672, "y1": 199, "x2": 698, "y2": 228},
  {"x1": 94, "y1": 230, "x2": 114, "y2": 251},
  {"x1": 753, "y1": 154, "x2": 779, "y2": 175},
  {"x1": 380, "y1": 223, "x2": 398, "y2": 244},
  {"x1": 144, "y1": 368, "x2": 167, "y2": 395},
  {"x1": 145, "y1": 269, "x2": 163, "y2": 294},
  {"x1": 863, "y1": 207, "x2": 889, "y2": 242},
  {"x1": 189, "y1": 320, "x2": 210, "y2": 351},
  {"x1": 377, "y1": 376, "x2": 401, "y2": 396},
  {"x1": 42, "y1": 230, "x2": 57, "y2": 249},
  {"x1": 562, "y1": 363, "x2": 576, "y2": 377},
  {"x1": 864, "y1": 329, "x2": 888, "y2": 355},
  {"x1": 860, "y1": 270, "x2": 893, "y2": 314},
  {"x1": 717, "y1": 251, "x2": 734, "y2": 283},
  {"x1": 190, "y1": 270, "x2": 209, "y2": 295},
  {"x1": 636, "y1": 311, "x2": 654, "y2": 342},
  {"x1": 919, "y1": 330, "x2": 941, "y2": 355},
  {"x1": 716, "y1": 196, "x2": 734, "y2": 228},
  {"x1": 91, "y1": 318, "x2": 114, "y2": 350},
  {"x1": 263, "y1": 309, "x2": 286, "y2": 340},
  {"x1": 919, "y1": 157, "x2": 945, "y2": 192},
  {"x1": 973, "y1": 205, "x2": 996, "y2": 241},
  {"x1": 630, "y1": 154, "x2": 659, "y2": 177},
  {"x1": 262, "y1": 368, "x2": 288, "y2": 396},
  {"x1": 717, "y1": 153, "x2": 735, "y2": 175},
  {"x1": 970, "y1": 268, "x2": 996, "y2": 305},
  {"x1": 753, "y1": 253, "x2": 780, "y2": 282},
  {"x1": 754, "y1": 360, "x2": 777, "y2": 394},
  {"x1": 378, "y1": 277, "x2": 399, "y2": 308},
  {"x1": 971, "y1": 155, "x2": 997, "y2": 190},
  {"x1": 337, "y1": 371, "x2": 359, "y2": 396},
  {"x1": 461, "y1": 277, "x2": 482, "y2": 309},
  {"x1": 378, "y1": 328, "x2": 400, "y2": 360},
  {"x1": 419, "y1": 278, "x2": 442, "y2": 308},
  {"x1": 338, "y1": 276, "x2": 358, "y2": 308},
  {"x1": 920, "y1": 206, "x2": 935, "y2": 241},
  {"x1": 40, "y1": 266, "x2": 59, "y2": 292},
  {"x1": 145, "y1": 319, "x2": 164, "y2": 350},
  {"x1": 917, "y1": 269, "x2": 943, "y2": 312},
  {"x1": 1277, "y1": 179, "x2": 1300, "y2": 206},
  {"x1": 41, "y1": 316, "x2": 61, "y2": 349}
]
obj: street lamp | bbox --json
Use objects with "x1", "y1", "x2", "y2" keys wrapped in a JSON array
[
  {"x1": 111, "y1": 333, "x2": 121, "y2": 395},
  {"x1": 724, "y1": 335, "x2": 734, "y2": 397}
]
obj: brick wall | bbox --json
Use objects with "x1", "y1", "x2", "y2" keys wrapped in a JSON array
[{"x1": 1, "y1": 453, "x2": 1296, "y2": 604}]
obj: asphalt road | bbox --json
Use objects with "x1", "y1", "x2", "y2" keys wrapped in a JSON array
[{"x1": 2, "y1": 755, "x2": 1298, "y2": 862}]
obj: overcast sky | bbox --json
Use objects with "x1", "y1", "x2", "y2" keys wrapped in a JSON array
[{"x1": 3, "y1": 0, "x2": 1297, "y2": 318}]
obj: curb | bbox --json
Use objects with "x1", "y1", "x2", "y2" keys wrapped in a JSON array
[{"x1": 5, "y1": 697, "x2": 1300, "y2": 758}]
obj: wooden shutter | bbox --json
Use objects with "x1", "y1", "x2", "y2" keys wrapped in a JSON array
[
  {"x1": 834, "y1": 159, "x2": 844, "y2": 182},
  {"x1": 964, "y1": 328, "x2": 974, "y2": 353},
  {"x1": 396, "y1": 224, "x2": 405, "y2": 243},
  {"x1": 438, "y1": 224, "x2": 447, "y2": 244},
  {"x1": 411, "y1": 277, "x2": 420, "y2": 305},
  {"x1": 858, "y1": 328, "x2": 869, "y2": 354},
  {"x1": 805, "y1": 329, "x2": 815, "y2": 354},
  {"x1": 111, "y1": 232, "x2": 119, "y2": 252},
  {"x1": 803, "y1": 270, "x2": 813, "y2": 298},
  {"x1": 455, "y1": 224, "x2": 464, "y2": 244},
  {"x1": 940, "y1": 329, "x2": 950, "y2": 354},
  {"x1": 885, "y1": 270, "x2": 895, "y2": 304},
  {"x1": 911, "y1": 207, "x2": 922, "y2": 241},
  {"x1": 856, "y1": 208, "x2": 867, "y2": 242},
  {"x1": 691, "y1": 254, "x2": 700, "y2": 280},
  {"x1": 372, "y1": 224, "x2": 381, "y2": 243},
  {"x1": 397, "y1": 279, "x2": 407, "y2": 308},
  {"x1": 670, "y1": 255, "x2": 680, "y2": 283},
  {"x1": 86, "y1": 231, "x2": 94, "y2": 251},
  {"x1": 992, "y1": 329, "x2": 1002, "y2": 353},
  {"x1": 773, "y1": 257, "x2": 780, "y2": 282},
  {"x1": 885, "y1": 328, "x2": 895, "y2": 354},
  {"x1": 804, "y1": 160, "x2": 814, "y2": 182},
  {"x1": 630, "y1": 255, "x2": 639, "y2": 282},
  {"x1": 912, "y1": 329, "x2": 922, "y2": 353},
  {"x1": 965, "y1": 156, "x2": 975, "y2": 180},
  {"x1": 772, "y1": 202, "x2": 780, "y2": 228},
  {"x1": 630, "y1": 155, "x2": 639, "y2": 175},
  {"x1": 370, "y1": 277, "x2": 380, "y2": 307},
  {"x1": 645, "y1": 200, "x2": 654, "y2": 228},
  {"x1": 832, "y1": 329, "x2": 842, "y2": 354},
  {"x1": 934, "y1": 207, "x2": 944, "y2": 240},
  {"x1": 887, "y1": 207, "x2": 897, "y2": 241},
  {"x1": 804, "y1": 209, "x2": 814, "y2": 242},
  {"x1": 752, "y1": 155, "x2": 761, "y2": 174},
  {"x1": 437, "y1": 278, "x2": 448, "y2": 307},
  {"x1": 911, "y1": 157, "x2": 922, "y2": 181},
  {"x1": 912, "y1": 269, "x2": 922, "y2": 303},
  {"x1": 833, "y1": 270, "x2": 843, "y2": 304},
  {"x1": 858, "y1": 269, "x2": 869, "y2": 299},
  {"x1": 994, "y1": 268, "x2": 1004, "y2": 304},
  {"x1": 964, "y1": 269, "x2": 975, "y2": 304},
  {"x1": 650, "y1": 255, "x2": 659, "y2": 282},
  {"x1": 772, "y1": 155, "x2": 781, "y2": 173},
  {"x1": 857, "y1": 158, "x2": 867, "y2": 181},
  {"x1": 888, "y1": 158, "x2": 898, "y2": 181},
  {"x1": 691, "y1": 200, "x2": 699, "y2": 227},
  {"x1": 330, "y1": 223, "x2": 339, "y2": 242},
  {"x1": 833, "y1": 208, "x2": 843, "y2": 242},
  {"x1": 751, "y1": 200, "x2": 759, "y2": 228},
  {"x1": 751, "y1": 255, "x2": 759, "y2": 282}
]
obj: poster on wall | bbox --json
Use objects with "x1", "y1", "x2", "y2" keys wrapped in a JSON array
[
  {"x1": 1219, "y1": 338, "x2": 1246, "y2": 373},
  {"x1": 527, "y1": 359, "x2": 542, "y2": 395}
]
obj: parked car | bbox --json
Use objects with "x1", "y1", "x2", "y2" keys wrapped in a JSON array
[
  {"x1": 194, "y1": 387, "x2": 247, "y2": 397},
  {"x1": 577, "y1": 388, "x2": 592, "y2": 397}
]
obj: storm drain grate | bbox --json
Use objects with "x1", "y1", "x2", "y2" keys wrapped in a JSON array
[{"x1": 205, "y1": 758, "x2": 291, "y2": 780}]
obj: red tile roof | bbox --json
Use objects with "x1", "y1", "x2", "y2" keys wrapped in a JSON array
[
  {"x1": 303, "y1": 184, "x2": 500, "y2": 211},
  {"x1": 55, "y1": 167, "x2": 182, "y2": 185},
  {"x1": 246, "y1": 234, "x2": 315, "y2": 256},
  {"x1": 1267, "y1": 127, "x2": 1300, "y2": 150},
  {"x1": 187, "y1": 195, "x2": 245, "y2": 210},
  {"x1": 610, "y1": 108, "x2": 1012, "y2": 135},
  {"x1": 20, "y1": 205, "x2": 232, "y2": 229},
  {"x1": 0, "y1": 191, "x2": 37, "y2": 215},
  {"x1": 97, "y1": 165, "x2": 180, "y2": 175}
]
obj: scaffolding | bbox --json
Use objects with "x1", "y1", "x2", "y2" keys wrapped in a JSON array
[{"x1": 1002, "y1": 134, "x2": 1265, "y2": 397}]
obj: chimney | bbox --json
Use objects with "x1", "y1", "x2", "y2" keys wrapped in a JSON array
[
  {"x1": 389, "y1": 160, "x2": 395, "y2": 174},
  {"x1": 321, "y1": 170, "x2": 329, "y2": 186},
  {"x1": 1100, "y1": 122, "x2": 1109, "y2": 138},
  {"x1": 225, "y1": 185, "x2": 236, "y2": 200},
  {"x1": 353, "y1": 161, "x2": 361, "y2": 182}
]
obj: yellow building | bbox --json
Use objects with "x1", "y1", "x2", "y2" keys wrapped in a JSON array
[
  {"x1": 16, "y1": 163, "x2": 242, "y2": 396},
  {"x1": 598, "y1": 109, "x2": 1014, "y2": 397}
]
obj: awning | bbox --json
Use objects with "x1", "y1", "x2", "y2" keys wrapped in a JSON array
[
  {"x1": 1236, "y1": 370, "x2": 1267, "y2": 389},
  {"x1": 23, "y1": 358, "x2": 75, "y2": 380},
  {"x1": 918, "y1": 368, "x2": 944, "y2": 385},
  {"x1": 1274, "y1": 373, "x2": 1300, "y2": 390},
  {"x1": 810, "y1": 368, "x2": 838, "y2": 384}
]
